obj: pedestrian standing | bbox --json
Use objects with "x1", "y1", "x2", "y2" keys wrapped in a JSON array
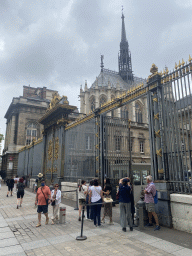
[
  {"x1": 6, "y1": 177, "x2": 14, "y2": 197},
  {"x1": 78, "y1": 180, "x2": 87, "y2": 221},
  {"x1": 35, "y1": 179, "x2": 51, "y2": 227},
  {"x1": 119, "y1": 177, "x2": 133, "y2": 232},
  {"x1": 36, "y1": 173, "x2": 43, "y2": 192},
  {"x1": 101, "y1": 178, "x2": 113, "y2": 224},
  {"x1": 51, "y1": 184, "x2": 61, "y2": 225},
  {"x1": 16, "y1": 178, "x2": 25, "y2": 209},
  {"x1": 144, "y1": 175, "x2": 160, "y2": 231},
  {"x1": 89, "y1": 179, "x2": 103, "y2": 227},
  {"x1": 86, "y1": 180, "x2": 93, "y2": 220},
  {"x1": 14, "y1": 175, "x2": 19, "y2": 193}
]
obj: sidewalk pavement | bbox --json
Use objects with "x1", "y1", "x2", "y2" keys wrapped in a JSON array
[{"x1": 0, "y1": 185, "x2": 192, "y2": 256}]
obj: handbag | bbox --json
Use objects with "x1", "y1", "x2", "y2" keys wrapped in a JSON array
[
  {"x1": 116, "y1": 191, "x2": 119, "y2": 200},
  {"x1": 103, "y1": 197, "x2": 113, "y2": 203},
  {"x1": 51, "y1": 200, "x2": 55, "y2": 206}
]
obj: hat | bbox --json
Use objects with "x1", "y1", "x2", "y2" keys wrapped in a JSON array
[
  {"x1": 37, "y1": 173, "x2": 43, "y2": 178},
  {"x1": 123, "y1": 178, "x2": 128, "y2": 183}
]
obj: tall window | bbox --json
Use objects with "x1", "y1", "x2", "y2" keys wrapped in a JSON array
[
  {"x1": 26, "y1": 123, "x2": 37, "y2": 145},
  {"x1": 90, "y1": 96, "x2": 95, "y2": 111},
  {"x1": 135, "y1": 103, "x2": 142, "y2": 123},
  {"x1": 100, "y1": 95, "x2": 107, "y2": 107},
  {"x1": 86, "y1": 135, "x2": 92, "y2": 150},
  {"x1": 115, "y1": 131, "x2": 121, "y2": 151},
  {"x1": 69, "y1": 133, "x2": 76, "y2": 149},
  {"x1": 121, "y1": 106, "x2": 129, "y2": 119},
  {"x1": 140, "y1": 141, "x2": 144, "y2": 153}
]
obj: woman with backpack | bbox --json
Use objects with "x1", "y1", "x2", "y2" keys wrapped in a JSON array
[{"x1": 16, "y1": 178, "x2": 25, "y2": 209}]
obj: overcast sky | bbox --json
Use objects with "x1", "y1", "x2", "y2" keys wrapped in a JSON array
[{"x1": 1, "y1": 0, "x2": 192, "y2": 142}]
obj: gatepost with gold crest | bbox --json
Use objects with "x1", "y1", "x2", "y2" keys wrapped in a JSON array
[{"x1": 38, "y1": 92, "x2": 77, "y2": 184}]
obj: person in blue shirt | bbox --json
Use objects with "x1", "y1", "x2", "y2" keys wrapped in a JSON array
[{"x1": 119, "y1": 177, "x2": 133, "y2": 232}]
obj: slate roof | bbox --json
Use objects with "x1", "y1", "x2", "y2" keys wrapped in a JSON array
[{"x1": 90, "y1": 69, "x2": 146, "y2": 90}]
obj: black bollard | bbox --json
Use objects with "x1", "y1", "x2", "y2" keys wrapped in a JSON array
[{"x1": 76, "y1": 205, "x2": 87, "y2": 240}]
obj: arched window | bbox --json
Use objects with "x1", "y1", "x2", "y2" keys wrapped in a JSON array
[
  {"x1": 100, "y1": 95, "x2": 107, "y2": 107},
  {"x1": 135, "y1": 103, "x2": 142, "y2": 123},
  {"x1": 121, "y1": 105, "x2": 129, "y2": 119},
  {"x1": 90, "y1": 96, "x2": 95, "y2": 111},
  {"x1": 26, "y1": 123, "x2": 37, "y2": 145}
]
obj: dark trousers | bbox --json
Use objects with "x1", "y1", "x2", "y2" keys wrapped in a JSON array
[
  {"x1": 92, "y1": 199, "x2": 102, "y2": 226},
  {"x1": 86, "y1": 196, "x2": 90, "y2": 219}
]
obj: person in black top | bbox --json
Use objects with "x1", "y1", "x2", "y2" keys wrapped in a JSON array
[
  {"x1": 16, "y1": 178, "x2": 25, "y2": 209},
  {"x1": 6, "y1": 177, "x2": 14, "y2": 197},
  {"x1": 119, "y1": 177, "x2": 133, "y2": 232},
  {"x1": 101, "y1": 178, "x2": 113, "y2": 225}
]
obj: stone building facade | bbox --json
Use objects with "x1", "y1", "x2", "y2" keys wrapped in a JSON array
[
  {"x1": 1, "y1": 85, "x2": 57, "y2": 178},
  {"x1": 79, "y1": 12, "x2": 150, "y2": 166}
]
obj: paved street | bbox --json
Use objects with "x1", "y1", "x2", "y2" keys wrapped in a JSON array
[{"x1": 0, "y1": 184, "x2": 192, "y2": 256}]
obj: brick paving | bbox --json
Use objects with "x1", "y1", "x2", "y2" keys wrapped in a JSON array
[{"x1": 0, "y1": 184, "x2": 192, "y2": 256}]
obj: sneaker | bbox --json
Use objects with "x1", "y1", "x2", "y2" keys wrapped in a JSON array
[
  {"x1": 36, "y1": 223, "x2": 41, "y2": 227},
  {"x1": 145, "y1": 223, "x2": 153, "y2": 227},
  {"x1": 16, "y1": 205, "x2": 19, "y2": 209},
  {"x1": 154, "y1": 225, "x2": 160, "y2": 231},
  {"x1": 101, "y1": 219, "x2": 105, "y2": 223},
  {"x1": 122, "y1": 227, "x2": 126, "y2": 232},
  {"x1": 78, "y1": 217, "x2": 81, "y2": 221},
  {"x1": 108, "y1": 221, "x2": 114, "y2": 225},
  {"x1": 130, "y1": 227, "x2": 133, "y2": 231}
]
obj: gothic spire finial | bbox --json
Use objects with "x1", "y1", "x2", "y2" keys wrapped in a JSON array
[
  {"x1": 100, "y1": 55, "x2": 104, "y2": 72},
  {"x1": 121, "y1": 6, "x2": 126, "y2": 42}
]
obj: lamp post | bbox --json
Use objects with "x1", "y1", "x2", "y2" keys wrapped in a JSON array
[{"x1": 128, "y1": 119, "x2": 133, "y2": 186}]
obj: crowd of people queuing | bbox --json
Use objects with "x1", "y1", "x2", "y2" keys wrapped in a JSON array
[{"x1": 4, "y1": 172, "x2": 160, "y2": 232}]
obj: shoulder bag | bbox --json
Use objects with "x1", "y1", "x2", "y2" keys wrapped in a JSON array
[{"x1": 41, "y1": 188, "x2": 49, "y2": 205}]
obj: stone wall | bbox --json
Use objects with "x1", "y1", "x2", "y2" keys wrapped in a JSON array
[
  {"x1": 170, "y1": 194, "x2": 192, "y2": 233},
  {"x1": 61, "y1": 182, "x2": 78, "y2": 201}
]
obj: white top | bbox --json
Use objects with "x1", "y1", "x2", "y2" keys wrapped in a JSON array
[
  {"x1": 51, "y1": 189, "x2": 61, "y2": 205},
  {"x1": 14, "y1": 178, "x2": 19, "y2": 183},
  {"x1": 90, "y1": 186, "x2": 102, "y2": 203},
  {"x1": 78, "y1": 185, "x2": 87, "y2": 199}
]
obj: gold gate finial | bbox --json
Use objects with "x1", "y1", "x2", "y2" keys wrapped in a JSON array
[
  {"x1": 189, "y1": 54, "x2": 192, "y2": 63},
  {"x1": 150, "y1": 63, "x2": 158, "y2": 74}
]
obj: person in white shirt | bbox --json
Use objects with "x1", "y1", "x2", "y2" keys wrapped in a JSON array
[
  {"x1": 78, "y1": 180, "x2": 87, "y2": 221},
  {"x1": 51, "y1": 184, "x2": 61, "y2": 225},
  {"x1": 89, "y1": 179, "x2": 103, "y2": 227},
  {"x1": 14, "y1": 175, "x2": 19, "y2": 193}
]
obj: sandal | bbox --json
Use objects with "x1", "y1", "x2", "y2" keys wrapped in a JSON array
[{"x1": 36, "y1": 223, "x2": 41, "y2": 227}]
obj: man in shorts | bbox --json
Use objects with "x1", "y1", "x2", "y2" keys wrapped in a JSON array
[
  {"x1": 144, "y1": 175, "x2": 160, "y2": 231},
  {"x1": 35, "y1": 179, "x2": 51, "y2": 227}
]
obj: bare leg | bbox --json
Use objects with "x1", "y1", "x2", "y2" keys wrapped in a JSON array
[
  {"x1": 148, "y1": 212, "x2": 153, "y2": 224},
  {"x1": 152, "y1": 212, "x2": 159, "y2": 226},
  {"x1": 38, "y1": 213, "x2": 41, "y2": 224},
  {"x1": 20, "y1": 198, "x2": 23, "y2": 206},
  {"x1": 44, "y1": 212, "x2": 49, "y2": 224},
  {"x1": 79, "y1": 204, "x2": 82, "y2": 217}
]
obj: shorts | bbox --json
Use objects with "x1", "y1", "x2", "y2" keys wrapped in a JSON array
[
  {"x1": 8, "y1": 186, "x2": 13, "y2": 192},
  {"x1": 145, "y1": 203, "x2": 155, "y2": 212},
  {"x1": 37, "y1": 205, "x2": 48, "y2": 214},
  {"x1": 79, "y1": 199, "x2": 86, "y2": 205},
  {"x1": 17, "y1": 191, "x2": 24, "y2": 199}
]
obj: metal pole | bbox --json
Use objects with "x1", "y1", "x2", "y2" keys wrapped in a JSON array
[
  {"x1": 128, "y1": 119, "x2": 133, "y2": 185},
  {"x1": 76, "y1": 205, "x2": 87, "y2": 240}
]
